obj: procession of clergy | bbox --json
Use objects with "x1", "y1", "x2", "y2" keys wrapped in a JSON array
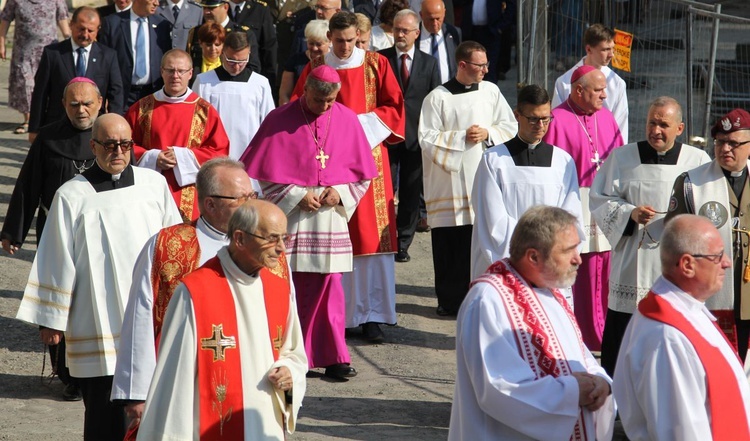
[{"x1": 6, "y1": 3, "x2": 750, "y2": 439}]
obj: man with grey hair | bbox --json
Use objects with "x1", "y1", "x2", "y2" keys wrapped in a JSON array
[
  {"x1": 111, "y1": 157, "x2": 256, "y2": 433},
  {"x1": 590, "y1": 96, "x2": 710, "y2": 375},
  {"x1": 450, "y1": 205, "x2": 615, "y2": 440},
  {"x1": 614, "y1": 214, "x2": 750, "y2": 440},
  {"x1": 243, "y1": 64, "x2": 377, "y2": 379},
  {"x1": 139, "y1": 199, "x2": 308, "y2": 440}
]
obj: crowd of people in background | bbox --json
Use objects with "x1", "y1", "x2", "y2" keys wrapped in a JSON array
[{"x1": 2, "y1": 0, "x2": 750, "y2": 439}]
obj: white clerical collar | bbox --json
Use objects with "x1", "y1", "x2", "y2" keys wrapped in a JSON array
[
  {"x1": 325, "y1": 47, "x2": 365, "y2": 69},
  {"x1": 70, "y1": 39, "x2": 91, "y2": 54},
  {"x1": 518, "y1": 134, "x2": 541, "y2": 149},
  {"x1": 730, "y1": 170, "x2": 745, "y2": 178},
  {"x1": 154, "y1": 87, "x2": 192, "y2": 103},
  {"x1": 197, "y1": 216, "x2": 226, "y2": 240},
  {"x1": 654, "y1": 276, "x2": 716, "y2": 319},
  {"x1": 111, "y1": 172, "x2": 122, "y2": 181},
  {"x1": 218, "y1": 247, "x2": 261, "y2": 283},
  {"x1": 656, "y1": 150, "x2": 667, "y2": 156},
  {"x1": 220, "y1": 17, "x2": 230, "y2": 27},
  {"x1": 396, "y1": 44, "x2": 415, "y2": 60}
]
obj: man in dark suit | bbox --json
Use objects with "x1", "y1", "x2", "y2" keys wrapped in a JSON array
[
  {"x1": 29, "y1": 7, "x2": 124, "y2": 143},
  {"x1": 229, "y1": 0, "x2": 278, "y2": 87},
  {"x1": 419, "y1": 0, "x2": 460, "y2": 85},
  {"x1": 97, "y1": 0, "x2": 133, "y2": 18},
  {"x1": 98, "y1": 0, "x2": 173, "y2": 108},
  {"x1": 380, "y1": 9, "x2": 440, "y2": 265},
  {"x1": 157, "y1": 0, "x2": 203, "y2": 50},
  {"x1": 459, "y1": 0, "x2": 514, "y2": 83}
]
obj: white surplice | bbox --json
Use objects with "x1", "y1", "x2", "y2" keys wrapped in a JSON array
[
  {"x1": 111, "y1": 217, "x2": 228, "y2": 402},
  {"x1": 470, "y1": 142, "x2": 583, "y2": 280},
  {"x1": 552, "y1": 59, "x2": 629, "y2": 143},
  {"x1": 449, "y1": 274, "x2": 615, "y2": 440},
  {"x1": 589, "y1": 143, "x2": 710, "y2": 312},
  {"x1": 192, "y1": 70, "x2": 275, "y2": 161},
  {"x1": 613, "y1": 276, "x2": 750, "y2": 441},
  {"x1": 15, "y1": 167, "x2": 182, "y2": 378},
  {"x1": 418, "y1": 81, "x2": 517, "y2": 228},
  {"x1": 138, "y1": 248, "x2": 308, "y2": 440}
]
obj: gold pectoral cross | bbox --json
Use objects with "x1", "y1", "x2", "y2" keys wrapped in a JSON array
[
  {"x1": 316, "y1": 149, "x2": 329, "y2": 169},
  {"x1": 201, "y1": 324, "x2": 237, "y2": 362},
  {"x1": 272, "y1": 325, "x2": 283, "y2": 351}
]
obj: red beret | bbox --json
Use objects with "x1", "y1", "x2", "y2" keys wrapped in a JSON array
[
  {"x1": 711, "y1": 109, "x2": 750, "y2": 137},
  {"x1": 571, "y1": 65, "x2": 597, "y2": 83}
]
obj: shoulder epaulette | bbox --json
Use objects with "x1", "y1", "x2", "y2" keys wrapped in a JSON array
[
  {"x1": 254, "y1": 0, "x2": 268, "y2": 6},
  {"x1": 241, "y1": 25, "x2": 249, "y2": 31}
]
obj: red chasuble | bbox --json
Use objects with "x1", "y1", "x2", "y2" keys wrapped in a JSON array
[
  {"x1": 183, "y1": 255, "x2": 291, "y2": 440},
  {"x1": 638, "y1": 292, "x2": 750, "y2": 441},
  {"x1": 150, "y1": 222, "x2": 201, "y2": 349},
  {"x1": 292, "y1": 52, "x2": 405, "y2": 255},
  {"x1": 126, "y1": 92, "x2": 230, "y2": 222}
]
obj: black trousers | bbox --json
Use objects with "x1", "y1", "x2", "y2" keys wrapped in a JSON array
[
  {"x1": 431, "y1": 225, "x2": 473, "y2": 313},
  {"x1": 388, "y1": 145, "x2": 424, "y2": 252},
  {"x1": 600, "y1": 308, "x2": 633, "y2": 377},
  {"x1": 76, "y1": 376, "x2": 127, "y2": 441}
]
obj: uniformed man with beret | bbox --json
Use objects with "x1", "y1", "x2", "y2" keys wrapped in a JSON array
[{"x1": 666, "y1": 108, "x2": 750, "y2": 365}]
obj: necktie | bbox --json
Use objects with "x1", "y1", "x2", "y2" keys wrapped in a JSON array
[
  {"x1": 135, "y1": 17, "x2": 147, "y2": 80},
  {"x1": 172, "y1": 5, "x2": 179, "y2": 20},
  {"x1": 400, "y1": 53, "x2": 409, "y2": 88},
  {"x1": 431, "y1": 33, "x2": 439, "y2": 62},
  {"x1": 76, "y1": 47, "x2": 86, "y2": 77},
  {"x1": 234, "y1": 5, "x2": 241, "y2": 20}
]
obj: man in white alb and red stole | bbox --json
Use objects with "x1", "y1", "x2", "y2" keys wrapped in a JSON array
[
  {"x1": 126, "y1": 49, "x2": 230, "y2": 222},
  {"x1": 111, "y1": 158, "x2": 256, "y2": 436},
  {"x1": 138, "y1": 200, "x2": 308, "y2": 440},
  {"x1": 614, "y1": 214, "x2": 750, "y2": 440},
  {"x1": 449, "y1": 206, "x2": 615, "y2": 441},
  {"x1": 243, "y1": 65, "x2": 378, "y2": 380},
  {"x1": 544, "y1": 65, "x2": 624, "y2": 351},
  {"x1": 291, "y1": 10, "x2": 405, "y2": 342}
]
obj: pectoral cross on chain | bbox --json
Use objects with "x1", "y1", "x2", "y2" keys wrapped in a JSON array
[
  {"x1": 272, "y1": 325, "x2": 283, "y2": 351},
  {"x1": 316, "y1": 149, "x2": 329, "y2": 169},
  {"x1": 201, "y1": 324, "x2": 237, "y2": 362},
  {"x1": 591, "y1": 150, "x2": 602, "y2": 171}
]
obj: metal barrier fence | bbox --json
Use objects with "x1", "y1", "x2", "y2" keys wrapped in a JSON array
[{"x1": 518, "y1": 0, "x2": 750, "y2": 143}]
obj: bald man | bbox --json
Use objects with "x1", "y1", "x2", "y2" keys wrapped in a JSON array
[
  {"x1": 544, "y1": 65, "x2": 624, "y2": 351},
  {"x1": 418, "y1": 0, "x2": 460, "y2": 83}
]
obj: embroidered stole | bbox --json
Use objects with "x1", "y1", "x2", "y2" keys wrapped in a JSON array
[
  {"x1": 184, "y1": 255, "x2": 291, "y2": 440},
  {"x1": 639, "y1": 292, "x2": 750, "y2": 441},
  {"x1": 150, "y1": 222, "x2": 201, "y2": 351},
  {"x1": 474, "y1": 259, "x2": 589, "y2": 441}
]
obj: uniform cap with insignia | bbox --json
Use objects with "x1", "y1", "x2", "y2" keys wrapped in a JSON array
[
  {"x1": 196, "y1": 0, "x2": 228, "y2": 7},
  {"x1": 711, "y1": 108, "x2": 750, "y2": 137}
]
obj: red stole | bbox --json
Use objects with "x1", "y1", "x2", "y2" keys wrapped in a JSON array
[
  {"x1": 639, "y1": 292, "x2": 750, "y2": 441},
  {"x1": 183, "y1": 254, "x2": 291, "y2": 440},
  {"x1": 150, "y1": 222, "x2": 201, "y2": 350},
  {"x1": 474, "y1": 259, "x2": 590, "y2": 441}
]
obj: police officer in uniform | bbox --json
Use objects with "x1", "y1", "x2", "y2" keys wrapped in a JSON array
[
  {"x1": 228, "y1": 0, "x2": 278, "y2": 88},
  {"x1": 666, "y1": 108, "x2": 750, "y2": 364}
]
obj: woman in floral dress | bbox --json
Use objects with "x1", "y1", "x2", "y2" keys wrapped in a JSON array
[{"x1": 0, "y1": 0, "x2": 70, "y2": 134}]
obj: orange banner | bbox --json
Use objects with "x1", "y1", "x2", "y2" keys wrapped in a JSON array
[{"x1": 612, "y1": 29, "x2": 634, "y2": 72}]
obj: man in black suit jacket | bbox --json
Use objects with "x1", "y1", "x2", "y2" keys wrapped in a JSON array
[
  {"x1": 380, "y1": 9, "x2": 440, "y2": 264},
  {"x1": 29, "y1": 7, "x2": 124, "y2": 142},
  {"x1": 419, "y1": 0, "x2": 460, "y2": 84},
  {"x1": 459, "y1": 0, "x2": 514, "y2": 83},
  {"x1": 97, "y1": 0, "x2": 133, "y2": 18},
  {"x1": 98, "y1": 0, "x2": 173, "y2": 108},
  {"x1": 229, "y1": 0, "x2": 278, "y2": 87},
  {"x1": 157, "y1": 0, "x2": 204, "y2": 50}
]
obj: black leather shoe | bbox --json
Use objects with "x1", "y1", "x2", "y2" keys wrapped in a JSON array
[
  {"x1": 63, "y1": 383, "x2": 82, "y2": 401},
  {"x1": 395, "y1": 249, "x2": 410, "y2": 263},
  {"x1": 362, "y1": 322, "x2": 385, "y2": 343},
  {"x1": 436, "y1": 305, "x2": 457, "y2": 317},
  {"x1": 324, "y1": 363, "x2": 357, "y2": 379},
  {"x1": 416, "y1": 218, "x2": 431, "y2": 233}
]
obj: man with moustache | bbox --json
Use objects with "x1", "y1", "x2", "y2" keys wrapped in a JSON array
[
  {"x1": 470, "y1": 84, "x2": 582, "y2": 281},
  {"x1": 590, "y1": 97, "x2": 709, "y2": 375},
  {"x1": 449, "y1": 206, "x2": 615, "y2": 440},
  {"x1": 666, "y1": 108, "x2": 750, "y2": 365},
  {"x1": 15, "y1": 113, "x2": 181, "y2": 440}
]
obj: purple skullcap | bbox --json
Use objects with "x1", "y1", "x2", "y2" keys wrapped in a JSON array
[
  {"x1": 309, "y1": 65, "x2": 341, "y2": 84},
  {"x1": 67, "y1": 77, "x2": 97, "y2": 87},
  {"x1": 571, "y1": 65, "x2": 597, "y2": 84}
]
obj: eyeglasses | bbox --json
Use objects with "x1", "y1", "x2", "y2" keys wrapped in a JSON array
[
  {"x1": 161, "y1": 68, "x2": 192, "y2": 77},
  {"x1": 209, "y1": 192, "x2": 258, "y2": 203},
  {"x1": 243, "y1": 231, "x2": 290, "y2": 244},
  {"x1": 464, "y1": 60, "x2": 490, "y2": 69},
  {"x1": 714, "y1": 138, "x2": 750, "y2": 149},
  {"x1": 92, "y1": 139, "x2": 135, "y2": 152},
  {"x1": 691, "y1": 250, "x2": 725, "y2": 264},
  {"x1": 393, "y1": 27, "x2": 418, "y2": 35},
  {"x1": 521, "y1": 115, "x2": 554, "y2": 126},
  {"x1": 221, "y1": 53, "x2": 249, "y2": 66}
]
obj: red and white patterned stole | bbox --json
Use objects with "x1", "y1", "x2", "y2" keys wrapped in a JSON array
[{"x1": 474, "y1": 259, "x2": 589, "y2": 441}]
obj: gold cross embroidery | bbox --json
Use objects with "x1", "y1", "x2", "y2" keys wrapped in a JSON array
[
  {"x1": 316, "y1": 149, "x2": 329, "y2": 169},
  {"x1": 272, "y1": 325, "x2": 283, "y2": 351},
  {"x1": 201, "y1": 324, "x2": 236, "y2": 362}
]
